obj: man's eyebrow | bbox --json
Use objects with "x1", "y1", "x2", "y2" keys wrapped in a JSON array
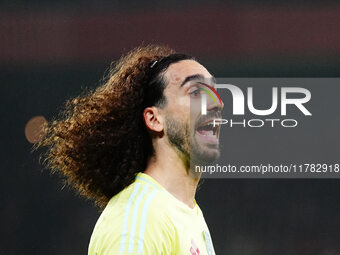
[
  {"x1": 180, "y1": 74, "x2": 204, "y2": 87},
  {"x1": 180, "y1": 74, "x2": 216, "y2": 87}
]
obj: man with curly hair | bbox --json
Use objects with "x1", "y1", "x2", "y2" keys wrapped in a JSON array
[{"x1": 38, "y1": 45, "x2": 223, "y2": 255}]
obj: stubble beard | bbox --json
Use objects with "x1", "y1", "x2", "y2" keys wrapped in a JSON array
[{"x1": 165, "y1": 115, "x2": 219, "y2": 170}]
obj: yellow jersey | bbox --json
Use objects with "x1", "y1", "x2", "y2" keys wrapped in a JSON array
[{"x1": 88, "y1": 172, "x2": 216, "y2": 255}]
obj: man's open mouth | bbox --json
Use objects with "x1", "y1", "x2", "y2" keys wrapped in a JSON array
[
  {"x1": 195, "y1": 120, "x2": 220, "y2": 144},
  {"x1": 196, "y1": 121, "x2": 218, "y2": 136}
]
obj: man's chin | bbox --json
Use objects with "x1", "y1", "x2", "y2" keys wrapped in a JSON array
[
  {"x1": 190, "y1": 145, "x2": 220, "y2": 165},
  {"x1": 190, "y1": 133, "x2": 221, "y2": 164}
]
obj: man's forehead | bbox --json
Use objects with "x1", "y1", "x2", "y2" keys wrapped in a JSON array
[{"x1": 164, "y1": 59, "x2": 213, "y2": 85}]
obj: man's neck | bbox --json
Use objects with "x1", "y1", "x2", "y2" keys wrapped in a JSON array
[{"x1": 144, "y1": 145, "x2": 199, "y2": 209}]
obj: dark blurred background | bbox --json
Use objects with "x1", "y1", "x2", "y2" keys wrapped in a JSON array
[{"x1": 1, "y1": 1, "x2": 340, "y2": 254}]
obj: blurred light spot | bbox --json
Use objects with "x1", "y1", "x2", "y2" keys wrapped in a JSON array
[{"x1": 25, "y1": 116, "x2": 47, "y2": 143}]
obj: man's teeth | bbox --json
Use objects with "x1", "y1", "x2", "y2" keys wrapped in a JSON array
[
  {"x1": 197, "y1": 122, "x2": 218, "y2": 136},
  {"x1": 201, "y1": 122, "x2": 214, "y2": 127},
  {"x1": 199, "y1": 129, "x2": 214, "y2": 136}
]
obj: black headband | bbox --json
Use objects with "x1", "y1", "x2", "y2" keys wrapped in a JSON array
[
  {"x1": 147, "y1": 54, "x2": 194, "y2": 84},
  {"x1": 142, "y1": 53, "x2": 194, "y2": 107}
]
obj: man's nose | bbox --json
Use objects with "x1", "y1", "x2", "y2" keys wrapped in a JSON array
[{"x1": 206, "y1": 94, "x2": 224, "y2": 112}]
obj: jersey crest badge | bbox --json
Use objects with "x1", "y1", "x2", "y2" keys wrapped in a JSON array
[{"x1": 190, "y1": 239, "x2": 200, "y2": 255}]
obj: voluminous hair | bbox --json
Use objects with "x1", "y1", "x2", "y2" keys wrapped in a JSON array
[{"x1": 36, "y1": 45, "x2": 194, "y2": 208}]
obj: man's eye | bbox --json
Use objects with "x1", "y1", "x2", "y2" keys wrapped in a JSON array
[{"x1": 189, "y1": 89, "x2": 201, "y2": 97}]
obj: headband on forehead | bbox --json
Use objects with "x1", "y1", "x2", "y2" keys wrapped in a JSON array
[
  {"x1": 143, "y1": 53, "x2": 194, "y2": 107},
  {"x1": 148, "y1": 53, "x2": 194, "y2": 81},
  {"x1": 149, "y1": 56, "x2": 166, "y2": 69},
  {"x1": 150, "y1": 60, "x2": 158, "y2": 68}
]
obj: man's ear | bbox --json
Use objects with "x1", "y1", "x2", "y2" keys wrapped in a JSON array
[{"x1": 143, "y1": 107, "x2": 164, "y2": 132}]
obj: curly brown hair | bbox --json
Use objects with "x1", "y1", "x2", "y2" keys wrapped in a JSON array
[{"x1": 36, "y1": 45, "x2": 194, "y2": 208}]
